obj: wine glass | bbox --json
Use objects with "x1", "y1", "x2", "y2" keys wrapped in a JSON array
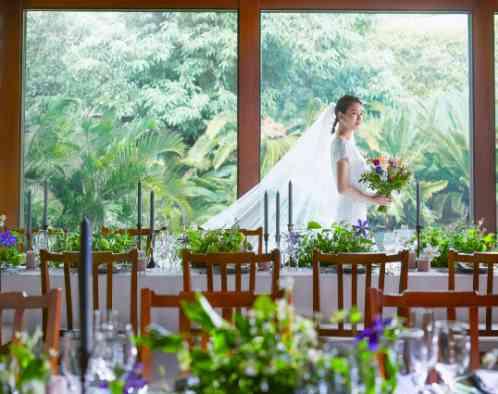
[
  {"x1": 435, "y1": 321, "x2": 470, "y2": 391},
  {"x1": 60, "y1": 331, "x2": 81, "y2": 394}
]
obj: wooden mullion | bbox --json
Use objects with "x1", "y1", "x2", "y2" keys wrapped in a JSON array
[
  {"x1": 238, "y1": 0, "x2": 261, "y2": 195},
  {"x1": 472, "y1": 1, "x2": 496, "y2": 231},
  {"x1": 24, "y1": 0, "x2": 238, "y2": 10},
  {"x1": 0, "y1": 0, "x2": 23, "y2": 227}
]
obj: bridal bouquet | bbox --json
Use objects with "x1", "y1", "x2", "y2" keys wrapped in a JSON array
[{"x1": 360, "y1": 156, "x2": 411, "y2": 213}]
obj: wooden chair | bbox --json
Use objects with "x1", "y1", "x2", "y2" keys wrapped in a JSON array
[
  {"x1": 140, "y1": 288, "x2": 259, "y2": 379},
  {"x1": 182, "y1": 249, "x2": 281, "y2": 298},
  {"x1": 312, "y1": 250, "x2": 409, "y2": 337},
  {"x1": 369, "y1": 288, "x2": 498, "y2": 370},
  {"x1": 239, "y1": 227, "x2": 263, "y2": 255},
  {"x1": 39, "y1": 248, "x2": 139, "y2": 333},
  {"x1": 0, "y1": 289, "x2": 61, "y2": 372},
  {"x1": 448, "y1": 250, "x2": 498, "y2": 335}
]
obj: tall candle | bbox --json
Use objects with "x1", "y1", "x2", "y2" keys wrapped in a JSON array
[
  {"x1": 264, "y1": 191, "x2": 268, "y2": 236},
  {"x1": 276, "y1": 191, "x2": 280, "y2": 241},
  {"x1": 42, "y1": 180, "x2": 48, "y2": 230},
  {"x1": 150, "y1": 190, "x2": 155, "y2": 232},
  {"x1": 26, "y1": 190, "x2": 32, "y2": 251},
  {"x1": 137, "y1": 181, "x2": 142, "y2": 228},
  {"x1": 79, "y1": 217, "x2": 93, "y2": 391},
  {"x1": 288, "y1": 180, "x2": 293, "y2": 228},
  {"x1": 416, "y1": 180, "x2": 420, "y2": 228}
]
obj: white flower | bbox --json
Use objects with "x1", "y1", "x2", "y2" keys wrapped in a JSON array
[{"x1": 0, "y1": 214, "x2": 6, "y2": 227}]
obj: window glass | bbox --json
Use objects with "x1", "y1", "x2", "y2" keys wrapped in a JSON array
[
  {"x1": 24, "y1": 11, "x2": 238, "y2": 230},
  {"x1": 261, "y1": 13, "x2": 470, "y2": 228}
]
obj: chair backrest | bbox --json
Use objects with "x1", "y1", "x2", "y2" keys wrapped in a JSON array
[
  {"x1": 368, "y1": 288, "x2": 498, "y2": 370},
  {"x1": 312, "y1": 250, "x2": 409, "y2": 337},
  {"x1": 448, "y1": 250, "x2": 498, "y2": 333},
  {"x1": 182, "y1": 249, "x2": 281, "y2": 297},
  {"x1": 140, "y1": 288, "x2": 259, "y2": 379},
  {"x1": 0, "y1": 289, "x2": 61, "y2": 372},
  {"x1": 239, "y1": 227, "x2": 263, "y2": 255},
  {"x1": 39, "y1": 248, "x2": 139, "y2": 333}
]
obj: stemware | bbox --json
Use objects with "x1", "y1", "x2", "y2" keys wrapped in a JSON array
[
  {"x1": 434, "y1": 321, "x2": 470, "y2": 391},
  {"x1": 60, "y1": 331, "x2": 81, "y2": 394}
]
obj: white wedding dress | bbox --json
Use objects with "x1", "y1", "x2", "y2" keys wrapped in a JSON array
[
  {"x1": 330, "y1": 135, "x2": 371, "y2": 225},
  {"x1": 204, "y1": 106, "x2": 371, "y2": 234}
]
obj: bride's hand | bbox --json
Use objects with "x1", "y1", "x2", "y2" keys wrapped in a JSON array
[{"x1": 371, "y1": 195, "x2": 391, "y2": 205}]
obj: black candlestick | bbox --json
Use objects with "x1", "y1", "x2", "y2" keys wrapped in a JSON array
[
  {"x1": 79, "y1": 217, "x2": 93, "y2": 394},
  {"x1": 26, "y1": 190, "x2": 32, "y2": 251},
  {"x1": 137, "y1": 181, "x2": 142, "y2": 250},
  {"x1": 42, "y1": 180, "x2": 48, "y2": 230},
  {"x1": 288, "y1": 180, "x2": 293, "y2": 230},
  {"x1": 275, "y1": 191, "x2": 281, "y2": 247},
  {"x1": 415, "y1": 180, "x2": 422, "y2": 257},
  {"x1": 263, "y1": 191, "x2": 269, "y2": 253},
  {"x1": 147, "y1": 190, "x2": 156, "y2": 268}
]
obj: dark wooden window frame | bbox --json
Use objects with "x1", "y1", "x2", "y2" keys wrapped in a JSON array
[{"x1": 0, "y1": 0, "x2": 495, "y2": 230}]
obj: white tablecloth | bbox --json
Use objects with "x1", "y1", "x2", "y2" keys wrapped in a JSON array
[{"x1": 3, "y1": 267, "x2": 498, "y2": 334}]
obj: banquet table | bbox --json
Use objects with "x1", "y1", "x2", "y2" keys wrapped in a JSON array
[{"x1": 4, "y1": 267, "x2": 498, "y2": 333}]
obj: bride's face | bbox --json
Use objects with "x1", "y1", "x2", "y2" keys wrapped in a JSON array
[{"x1": 339, "y1": 102, "x2": 363, "y2": 131}]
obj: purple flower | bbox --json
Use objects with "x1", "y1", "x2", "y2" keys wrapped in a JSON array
[
  {"x1": 98, "y1": 363, "x2": 147, "y2": 393},
  {"x1": 124, "y1": 364, "x2": 147, "y2": 392},
  {"x1": 375, "y1": 166, "x2": 383, "y2": 176},
  {"x1": 355, "y1": 317, "x2": 392, "y2": 351},
  {"x1": 0, "y1": 230, "x2": 16, "y2": 248},
  {"x1": 352, "y1": 219, "x2": 369, "y2": 237}
]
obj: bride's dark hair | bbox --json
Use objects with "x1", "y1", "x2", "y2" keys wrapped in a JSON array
[{"x1": 331, "y1": 95, "x2": 362, "y2": 134}]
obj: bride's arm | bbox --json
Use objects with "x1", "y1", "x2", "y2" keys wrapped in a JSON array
[{"x1": 336, "y1": 160, "x2": 390, "y2": 205}]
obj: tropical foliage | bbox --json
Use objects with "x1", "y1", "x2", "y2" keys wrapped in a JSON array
[{"x1": 24, "y1": 12, "x2": 471, "y2": 231}]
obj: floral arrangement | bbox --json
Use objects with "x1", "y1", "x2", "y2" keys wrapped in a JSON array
[
  {"x1": 138, "y1": 292, "x2": 402, "y2": 394},
  {"x1": 0, "y1": 330, "x2": 51, "y2": 394},
  {"x1": 418, "y1": 221, "x2": 496, "y2": 268},
  {"x1": 0, "y1": 215, "x2": 24, "y2": 267},
  {"x1": 359, "y1": 156, "x2": 411, "y2": 213},
  {"x1": 51, "y1": 231, "x2": 134, "y2": 253},
  {"x1": 184, "y1": 227, "x2": 251, "y2": 253},
  {"x1": 295, "y1": 221, "x2": 374, "y2": 267}
]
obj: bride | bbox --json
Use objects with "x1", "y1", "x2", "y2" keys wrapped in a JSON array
[
  {"x1": 204, "y1": 95, "x2": 390, "y2": 233},
  {"x1": 331, "y1": 95, "x2": 390, "y2": 225}
]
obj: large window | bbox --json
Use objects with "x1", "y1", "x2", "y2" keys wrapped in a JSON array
[
  {"x1": 261, "y1": 12, "x2": 470, "y2": 228},
  {"x1": 23, "y1": 11, "x2": 238, "y2": 230}
]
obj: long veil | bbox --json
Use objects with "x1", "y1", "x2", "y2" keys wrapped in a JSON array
[{"x1": 204, "y1": 106, "x2": 339, "y2": 234}]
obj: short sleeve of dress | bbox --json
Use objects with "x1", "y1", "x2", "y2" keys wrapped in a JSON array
[{"x1": 331, "y1": 138, "x2": 350, "y2": 163}]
